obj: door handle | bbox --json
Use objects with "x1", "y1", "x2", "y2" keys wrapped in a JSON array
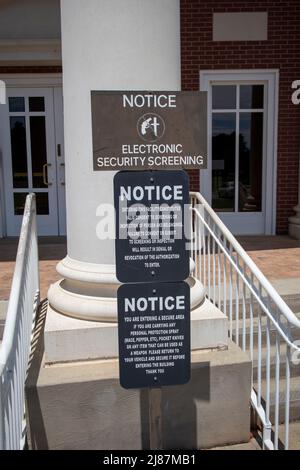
[{"x1": 42, "y1": 163, "x2": 52, "y2": 186}]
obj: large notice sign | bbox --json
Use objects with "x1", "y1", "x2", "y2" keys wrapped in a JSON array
[
  {"x1": 114, "y1": 170, "x2": 190, "y2": 283},
  {"x1": 91, "y1": 90, "x2": 207, "y2": 171},
  {"x1": 118, "y1": 282, "x2": 190, "y2": 389}
]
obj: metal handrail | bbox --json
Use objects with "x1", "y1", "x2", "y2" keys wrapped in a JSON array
[
  {"x1": 190, "y1": 191, "x2": 300, "y2": 330},
  {"x1": 0, "y1": 193, "x2": 39, "y2": 450},
  {"x1": 192, "y1": 205, "x2": 300, "y2": 349},
  {"x1": 190, "y1": 191, "x2": 300, "y2": 450}
]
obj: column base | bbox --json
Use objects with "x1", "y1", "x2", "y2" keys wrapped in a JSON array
[
  {"x1": 48, "y1": 256, "x2": 206, "y2": 322},
  {"x1": 289, "y1": 222, "x2": 300, "y2": 240}
]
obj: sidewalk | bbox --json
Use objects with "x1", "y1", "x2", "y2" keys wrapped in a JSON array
[{"x1": 0, "y1": 235, "x2": 300, "y2": 302}]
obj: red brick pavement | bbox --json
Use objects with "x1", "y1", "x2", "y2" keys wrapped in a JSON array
[{"x1": 0, "y1": 235, "x2": 300, "y2": 302}]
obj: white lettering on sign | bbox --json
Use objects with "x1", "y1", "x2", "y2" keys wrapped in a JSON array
[
  {"x1": 120, "y1": 185, "x2": 183, "y2": 202},
  {"x1": 97, "y1": 155, "x2": 204, "y2": 169},
  {"x1": 124, "y1": 295, "x2": 185, "y2": 312},
  {"x1": 292, "y1": 80, "x2": 300, "y2": 105},
  {"x1": 123, "y1": 94, "x2": 177, "y2": 108},
  {"x1": 122, "y1": 143, "x2": 183, "y2": 154}
]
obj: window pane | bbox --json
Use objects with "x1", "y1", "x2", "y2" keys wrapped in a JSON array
[
  {"x1": 212, "y1": 113, "x2": 236, "y2": 212},
  {"x1": 29, "y1": 97, "x2": 45, "y2": 112},
  {"x1": 30, "y1": 116, "x2": 47, "y2": 188},
  {"x1": 36, "y1": 193, "x2": 49, "y2": 215},
  {"x1": 13, "y1": 193, "x2": 27, "y2": 215},
  {"x1": 9, "y1": 97, "x2": 25, "y2": 112},
  {"x1": 239, "y1": 113, "x2": 263, "y2": 212},
  {"x1": 10, "y1": 117, "x2": 28, "y2": 188},
  {"x1": 14, "y1": 192, "x2": 49, "y2": 215},
  {"x1": 240, "y1": 85, "x2": 264, "y2": 109},
  {"x1": 212, "y1": 85, "x2": 236, "y2": 109}
]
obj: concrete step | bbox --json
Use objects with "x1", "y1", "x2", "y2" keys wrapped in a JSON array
[
  {"x1": 0, "y1": 301, "x2": 8, "y2": 340},
  {"x1": 228, "y1": 312, "x2": 300, "y2": 423},
  {"x1": 216, "y1": 296, "x2": 300, "y2": 324},
  {"x1": 210, "y1": 437, "x2": 261, "y2": 450},
  {"x1": 212, "y1": 276, "x2": 300, "y2": 322},
  {"x1": 257, "y1": 376, "x2": 300, "y2": 423},
  {"x1": 277, "y1": 421, "x2": 300, "y2": 449},
  {"x1": 231, "y1": 315, "x2": 300, "y2": 347},
  {"x1": 245, "y1": 421, "x2": 300, "y2": 449},
  {"x1": 284, "y1": 296, "x2": 300, "y2": 315},
  {"x1": 219, "y1": 421, "x2": 300, "y2": 450},
  {"x1": 251, "y1": 344, "x2": 300, "y2": 381},
  {"x1": 271, "y1": 278, "x2": 300, "y2": 314}
]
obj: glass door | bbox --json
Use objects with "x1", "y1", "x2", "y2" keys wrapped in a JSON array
[
  {"x1": 203, "y1": 81, "x2": 269, "y2": 234},
  {"x1": 1, "y1": 88, "x2": 58, "y2": 236},
  {"x1": 212, "y1": 84, "x2": 264, "y2": 211}
]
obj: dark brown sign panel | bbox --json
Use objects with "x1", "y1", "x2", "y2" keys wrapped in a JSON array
[
  {"x1": 114, "y1": 170, "x2": 190, "y2": 283},
  {"x1": 91, "y1": 91, "x2": 207, "y2": 171},
  {"x1": 118, "y1": 281, "x2": 191, "y2": 389}
]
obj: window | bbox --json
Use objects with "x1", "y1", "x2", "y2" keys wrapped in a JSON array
[
  {"x1": 211, "y1": 84, "x2": 264, "y2": 213},
  {"x1": 8, "y1": 95, "x2": 49, "y2": 215}
]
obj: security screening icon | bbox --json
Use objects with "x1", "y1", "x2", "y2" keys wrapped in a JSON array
[{"x1": 137, "y1": 113, "x2": 165, "y2": 142}]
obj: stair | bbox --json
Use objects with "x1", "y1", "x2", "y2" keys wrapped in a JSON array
[
  {"x1": 210, "y1": 438, "x2": 262, "y2": 450},
  {"x1": 259, "y1": 376, "x2": 300, "y2": 423},
  {"x1": 230, "y1": 308, "x2": 300, "y2": 425}
]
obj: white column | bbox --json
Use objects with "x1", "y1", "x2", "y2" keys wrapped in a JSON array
[
  {"x1": 48, "y1": 0, "x2": 205, "y2": 320},
  {"x1": 289, "y1": 151, "x2": 300, "y2": 239}
]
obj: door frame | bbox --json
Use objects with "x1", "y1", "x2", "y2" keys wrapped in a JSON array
[
  {"x1": 53, "y1": 87, "x2": 66, "y2": 235},
  {"x1": 200, "y1": 69, "x2": 279, "y2": 235},
  {"x1": 0, "y1": 73, "x2": 64, "y2": 236}
]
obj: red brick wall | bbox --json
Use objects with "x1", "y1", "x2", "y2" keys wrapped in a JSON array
[{"x1": 181, "y1": 0, "x2": 300, "y2": 233}]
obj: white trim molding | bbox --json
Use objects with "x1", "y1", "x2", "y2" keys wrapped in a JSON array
[
  {"x1": 200, "y1": 69, "x2": 279, "y2": 235},
  {"x1": 0, "y1": 39, "x2": 61, "y2": 65},
  {"x1": 0, "y1": 74, "x2": 62, "y2": 87}
]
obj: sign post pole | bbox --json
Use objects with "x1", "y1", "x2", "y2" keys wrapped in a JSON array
[{"x1": 149, "y1": 387, "x2": 163, "y2": 450}]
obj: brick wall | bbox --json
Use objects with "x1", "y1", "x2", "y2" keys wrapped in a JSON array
[{"x1": 181, "y1": 0, "x2": 300, "y2": 233}]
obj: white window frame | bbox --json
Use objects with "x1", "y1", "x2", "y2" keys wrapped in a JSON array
[{"x1": 200, "y1": 70, "x2": 279, "y2": 235}]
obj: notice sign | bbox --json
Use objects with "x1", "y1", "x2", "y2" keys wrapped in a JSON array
[
  {"x1": 91, "y1": 90, "x2": 207, "y2": 171},
  {"x1": 114, "y1": 170, "x2": 190, "y2": 283},
  {"x1": 118, "y1": 282, "x2": 190, "y2": 389}
]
